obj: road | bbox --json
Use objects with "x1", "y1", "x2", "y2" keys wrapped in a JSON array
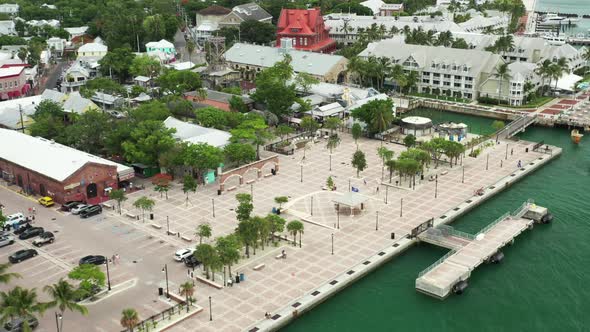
[
  {"x1": 0, "y1": 186, "x2": 195, "y2": 332},
  {"x1": 39, "y1": 60, "x2": 66, "y2": 92},
  {"x1": 173, "y1": 29, "x2": 205, "y2": 65}
]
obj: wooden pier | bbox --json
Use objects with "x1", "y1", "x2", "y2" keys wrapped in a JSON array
[{"x1": 415, "y1": 201, "x2": 546, "y2": 299}]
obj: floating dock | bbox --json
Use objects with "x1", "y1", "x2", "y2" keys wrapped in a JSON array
[{"x1": 415, "y1": 201, "x2": 549, "y2": 299}]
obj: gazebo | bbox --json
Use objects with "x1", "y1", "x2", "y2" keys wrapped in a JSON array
[{"x1": 332, "y1": 192, "x2": 370, "y2": 216}]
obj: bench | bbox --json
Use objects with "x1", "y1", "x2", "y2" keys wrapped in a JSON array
[
  {"x1": 440, "y1": 170, "x2": 449, "y2": 176},
  {"x1": 275, "y1": 253, "x2": 285, "y2": 259},
  {"x1": 196, "y1": 275, "x2": 223, "y2": 289},
  {"x1": 125, "y1": 212, "x2": 139, "y2": 220},
  {"x1": 101, "y1": 202, "x2": 113, "y2": 209},
  {"x1": 263, "y1": 173, "x2": 273, "y2": 178},
  {"x1": 253, "y1": 263, "x2": 265, "y2": 271},
  {"x1": 151, "y1": 223, "x2": 162, "y2": 229},
  {"x1": 167, "y1": 230, "x2": 178, "y2": 236},
  {"x1": 181, "y1": 235, "x2": 192, "y2": 242},
  {"x1": 245, "y1": 179, "x2": 255, "y2": 184},
  {"x1": 227, "y1": 186, "x2": 237, "y2": 192}
]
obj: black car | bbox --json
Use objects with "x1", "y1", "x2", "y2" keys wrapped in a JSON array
[
  {"x1": 12, "y1": 223, "x2": 32, "y2": 235},
  {"x1": 0, "y1": 316, "x2": 39, "y2": 332},
  {"x1": 79, "y1": 255, "x2": 106, "y2": 265},
  {"x1": 18, "y1": 227, "x2": 44, "y2": 240},
  {"x1": 184, "y1": 255, "x2": 201, "y2": 268},
  {"x1": 80, "y1": 205, "x2": 102, "y2": 218},
  {"x1": 61, "y1": 201, "x2": 83, "y2": 212},
  {"x1": 9, "y1": 249, "x2": 37, "y2": 263}
]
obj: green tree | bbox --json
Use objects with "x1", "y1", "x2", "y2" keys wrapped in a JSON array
[
  {"x1": 230, "y1": 117, "x2": 273, "y2": 160},
  {"x1": 235, "y1": 193, "x2": 253, "y2": 223},
  {"x1": 0, "y1": 264, "x2": 20, "y2": 284},
  {"x1": 132, "y1": 196, "x2": 155, "y2": 223},
  {"x1": 324, "y1": 117, "x2": 342, "y2": 136},
  {"x1": 351, "y1": 123, "x2": 362, "y2": 149},
  {"x1": 129, "y1": 54, "x2": 162, "y2": 78},
  {"x1": 386, "y1": 159, "x2": 397, "y2": 183},
  {"x1": 274, "y1": 196, "x2": 288, "y2": 210},
  {"x1": 251, "y1": 56, "x2": 297, "y2": 118},
  {"x1": 224, "y1": 143, "x2": 256, "y2": 166},
  {"x1": 237, "y1": 219, "x2": 258, "y2": 258},
  {"x1": 251, "y1": 216, "x2": 271, "y2": 250},
  {"x1": 80, "y1": 77, "x2": 126, "y2": 98},
  {"x1": 229, "y1": 95, "x2": 249, "y2": 113},
  {"x1": 29, "y1": 100, "x2": 66, "y2": 141},
  {"x1": 326, "y1": 135, "x2": 341, "y2": 154},
  {"x1": 331, "y1": 2, "x2": 373, "y2": 15},
  {"x1": 492, "y1": 120, "x2": 506, "y2": 132},
  {"x1": 215, "y1": 234, "x2": 241, "y2": 277},
  {"x1": 154, "y1": 182, "x2": 170, "y2": 199},
  {"x1": 186, "y1": 40, "x2": 196, "y2": 64},
  {"x1": 196, "y1": 223, "x2": 212, "y2": 244},
  {"x1": 420, "y1": 138, "x2": 446, "y2": 168},
  {"x1": 98, "y1": 47, "x2": 135, "y2": 83},
  {"x1": 63, "y1": 109, "x2": 112, "y2": 155},
  {"x1": 0, "y1": 287, "x2": 45, "y2": 330},
  {"x1": 194, "y1": 107, "x2": 228, "y2": 129},
  {"x1": 294, "y1": 72, "x2": 320, "y2": 95},
  {"x1": 180, "y1": 143, "x2": 224, "y2": 183},
  {"x1": 157, "y1": 69, "x2": 203, "y2": 95},
  {"x1": 239, "y1": 20, "x2": 276, "y2": 44},
  {"x1": 128, "y1": 101, "x2": 171, "y2": 122},
  {"x1": 68, "y1": 265, "x2": 106, "y2": 299},
  {"x1": 266, "y1": 214, "x2": 286, "y2": 244},
  {"x1": 493, "y1": 63, "x2": 512, "y2": 104},
  {"x1": 179, "y1": 281, "x2": 195, "y2": 305},
  {"x1": 286, "y1": 220, "x2": 304, "y2": 247},
  {"x1": 326, "y1": 176, "x2": 335, "y2": 189},
  {"x1": 300, "y1": 116, "x2": 319, "y2": 137},
  {"x1": 352, "y1": 150, "x2": 367, "y2": 177},
  {"x1": 44, "y1": 279, "x2": 88, "y2": 332},
  {"x1": 182, "y1": 175, "x2": 198, "y2": 206},
  {"x1": 195, "y1": 243, "x2": 217, "y2": 279},
  {"x1": 403, "y1": 134, "x2": 416, "y2": 149},
  {"x1": 108, "y1": 189, "x2": 127, "y2": 215},
  {"x1": 377, "y1": 147, "x2": 394, "y2": 180},
  {"x1": 121, "y1": 120, "x2": 176, "y2": 167},
  {"x1": 275, "y1": 124, "x2": 294, "y2": 142},
  {"x1": 120, "y1": 308, "x2": 139, "y2": 332}
]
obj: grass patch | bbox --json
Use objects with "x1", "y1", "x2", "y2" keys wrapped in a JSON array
[
  {"x1": 478, "y1": 96, "x2": 554, "y2": 109},
  {"x1": 408, "y1": 92, "x2": 471, "y2": 104}
]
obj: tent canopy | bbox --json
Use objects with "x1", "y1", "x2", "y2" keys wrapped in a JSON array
[
  {"x1": 556, "y1": 73, "x2": 582, "y2": 92},
  {"x1": 332, "y1": 192, "x2": 369, "y2": 207}
]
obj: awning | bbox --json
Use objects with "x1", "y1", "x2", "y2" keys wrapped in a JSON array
[
  {"x1": 332, "y1": 192, "x2": 369, "y2": 208},
  {"x1": 556, "y1": 73, "x2": 583, "y2": 92}
]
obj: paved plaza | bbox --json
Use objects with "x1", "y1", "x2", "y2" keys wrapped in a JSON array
[{"x1": 0, "y1": 131, "x2": 550, "y2": 331}]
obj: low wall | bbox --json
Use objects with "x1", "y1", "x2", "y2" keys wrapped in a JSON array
[{"x1": 218, "y1": 155, "x2": 279, "y2": 192}]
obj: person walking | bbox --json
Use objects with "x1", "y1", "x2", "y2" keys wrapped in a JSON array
[{"x1": 517, "y1": 160, "x2": 522, "y2": 168}]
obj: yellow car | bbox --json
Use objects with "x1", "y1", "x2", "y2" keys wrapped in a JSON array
[{"x1": 38, "y1": 196, "x2": 54, "y2": 207}]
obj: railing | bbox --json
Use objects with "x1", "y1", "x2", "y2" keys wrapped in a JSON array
[
  {"x1": 437, "y1": 225, "x2": 476, "y2": 241},
  {"x1": 477, "y1": 212, "x2": 511, "y2": 235},
  {"x1": 121, "y1": 301, "x2": 189, "y2": 332},
  {"x1": 512, "y1": 199, "x2": 534, "y2": 218},
  {"x1": 418, "y1": 249, "x2": 457, "y2": 278}
]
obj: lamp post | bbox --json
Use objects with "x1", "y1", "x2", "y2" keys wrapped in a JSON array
[
  {"x1": 250, "y1": 183, "x2": 253, "y2": 199},
  {"x1": 434, "y1": 175, "x2": 438, "y2": 198},
  {"x1": 209, "y1": 296, "x2": 212, "y2": 321},
  {"x1": 400, "y1": 198, "x2": 403, "y2": 217},
  {"x1": 105, "y1": 257, "x2": 111, "y2": 291},
  {"x1": 505, "y1": 144, "x2": 508, "y2": 160},
  {"x1": 331, "y1": 233, "x2": 334, "y2": 255},
  {"x1": 212, "y1": 198, "x2": 215, "y2": 218},
  {"x1": 329, "y1": 154, "x2": 332, "y2": 171},
  {"x1": 337, "y1": 207, "x2": 340, "y2": 229},
  {"x1": 166, "y1": 216, "x2": 170, "y2": 234},
  {"x1": 311, "y1": 196, "x2": 314, "y2": 216},
  {"x1": 462, "y1": 166, "x2": 465, "y2": 184},
  {"x1": 385, "y1": 185, "x2": 389, "y2": 204},
  {"x1": 486, "y1": 154, "x2": 489, "y2": 171},
  {"x1": 162, "y1": 264, "x2": 169, "y2": 299},
  {"x1": 55, "y1": 312, "x2": 62, "y2": 332},
  {"x1": 300, "y1": 164, "x2": 303, "y2": 183},
  {"x1": 375, "y1": 211, "x2": 379, "y2": 231}
]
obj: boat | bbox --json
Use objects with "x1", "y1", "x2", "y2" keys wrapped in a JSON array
[
  {"x1": 571, "y1": 129, "x2": 583, "y2": 144},
  {"x1": 542, "y1": 33, "x2": 566, "y2": 45},
  {"x1": 540, "y1": 13, "x2": 579, "y2": 26}
]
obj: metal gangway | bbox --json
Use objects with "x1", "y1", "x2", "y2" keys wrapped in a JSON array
[{"x1": 496, "y1": 113, "x2": 537, "y2": 139}]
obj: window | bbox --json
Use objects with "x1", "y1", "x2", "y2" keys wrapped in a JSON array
[
  {"x1": 14, "y1": 80, "x2": 17, "y2": 86},
  {"x1": 465, "y1": 77, "x2": 473, "y2": 82},
  {"x1": 422, "y1": 79, "x2": 430, "y2": 84},
  {"x1": 454, "y1": 75, "x2": 462, "y2": 80},
  {"x1": 463, "y1": 66, "x2": 468, "y2": 72},
  {"x1": 423, "y1": 72, "x2": 430, "y2": 76},
  {"x1": 433, "y1": 73, "x2": 440, "y2": 78},
  {"x1": 443, "y1": 82, "x2": 450, "y2": 86},
  {"x1": 9, "y1": 82, "x2": 12, "y2": 88},
  {"x1": 431, "y1": 63, "x2": 436, "y2": 68},
  {"x1": 452, "y1": 65, "x2": 457, "y2": 71},
  {"x1": 454, "y1": 83, "x2": 461, "y2": 87},
  {"x1": 465, "y1": 84, "x2": 472, "y2": 89},
  {"x1": 433, "y1": 80, "x2": 440, "y2": 85},
  {"x1": 444, "y1": 74, "x2": 451, "y2": 78}
]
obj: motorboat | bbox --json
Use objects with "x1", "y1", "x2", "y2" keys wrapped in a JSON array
[
  {"x1": 542, "y1": 33, "x2": 566, "y2": 45},
  {"x1": 540, "y1": 13, "x2": 578, "y2": 26},
  {"x1": 571, "y1": 129, "x2": 583, "y2": 144}
]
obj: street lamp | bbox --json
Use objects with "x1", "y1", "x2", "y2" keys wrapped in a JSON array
[
  {"x1": 212, "y1": 198, "x2": 215, "y2": 218},
  {"x1": 400, "y1": 198, "x2": 403, "y2": 217},
  {"x1": 337, "y1": 207, "x2": 340, "y2": 229},
  {"x1": 209, "y1": 296, "x2": 212, "y2": 321},
  {"x1": 486, "y1": 154, "x2": 489, "y2": 171},
  {"x1": 375, "y1": 211, "x2": 379, "y2": 231},
  {"x1": 331, "y1": 233, "x2": 334, "y2": 255},
  {"x1": 162, "y1": 264, "x2": 170, "y2": 299},
  {"x1": 434, "y1": 175, "x2": 438, "y2": 198},
  {"x1": 310, "y1": 196, "x2": 313, "y2": 216},
  {"x1": 105, "y1": 257, "x2": 111, "y2": 291},
  {"x1": 166, "y1": 216, "x2": 170, "y2": 234},
  {"x1": 55, "y1": 312, "x2": 62, "y2": 332},
  {"x1": 300, "y1": 164, "x2": 303, "y2": 183},
  {"x1": 462, "y1": 166, "x2": 465, "y2": 184}
]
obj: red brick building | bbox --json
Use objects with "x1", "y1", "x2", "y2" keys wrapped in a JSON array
[
  {"x1": 0, "y1": 129, "x2": 134, "y2": 204},
  {"x1": 276, "y1": 8, "x2": 336, "y2": 53}
]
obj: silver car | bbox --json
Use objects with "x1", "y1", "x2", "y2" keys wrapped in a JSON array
[
  {"x1": 0, "y1": 235, "x2": 15, "y2": 248},
  {"x1": 71, "y1": 204, "x2": 89, "y2": 215}
]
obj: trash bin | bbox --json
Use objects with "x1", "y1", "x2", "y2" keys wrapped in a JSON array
[
  {"x1": 217, "y1": 189, "x2": 221, "y2": 195},
  {"x1": 391, "y1": 232, "x2": 395, "y2": 240},
  {"x1": 235, "y1": 275, "x2": 240, "y2": 283},
  {"x1": 150, "y1": 213, "x2": 154, "y2": 220},
  {"x1": 240, "y1": 273, "x2": 245, "y2": 282},
  {"x1": 158, "y1": 287, "x2": 163, "y2": 296},
  {"x1": 525, "y1": 148, "x2": 529, "y2": 153}
]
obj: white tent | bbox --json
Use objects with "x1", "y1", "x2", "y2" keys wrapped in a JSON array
[{"x1": 555, "y1": 73, "x2": 583, "y2": 92}]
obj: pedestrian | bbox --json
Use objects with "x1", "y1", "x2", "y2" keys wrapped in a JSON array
[
  {"x1": 517, "y1": 160, "x2": 522, "y2": 168},
  {"x1": 187, "y1": 269, "x2": 190, "y2": 277},
  {"x1": 227, "y1": 278, "x2": 233, "y2": 287},
  {"x1": 511, "y1": 148, "x2": 514, "y2": 156},
  {"x1": 111, "y1": 255, "x2": 116, "y2": 265},
  {"x1": 363, "y1": 179, "x2": 367, "y2": 185},
  {"x1": 32, "y1": 207, "x2": 36, "y2": 215},
  {"x1": 190, "y1": 271, "x2": 194, "y2": 279},
  {"x1": 376, "y1": 186, "x2": 379, "y2": 193},
  {"x1": 115, "y1": 254, "x2": 120, "y2": 264}
]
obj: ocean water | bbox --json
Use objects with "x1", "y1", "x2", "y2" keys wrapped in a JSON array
[
  {"x1": 536, "y1": 0, "x2": 590, "y2": 36},
  {"x1": 283, "y1": 113, "x2": 590, "y2": 331}
]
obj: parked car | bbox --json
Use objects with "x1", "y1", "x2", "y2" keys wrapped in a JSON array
[
  {"x1": 0, "y1": 236, "x2": 15, "y2": 248},
  {"x1": 71, "y1": 204, "x2": 89, "y2": 215},
  {"x1": 174, "y1": 248, "x2": 195, "y2": 262},
  {"x1": 32, "y1": 232, "x2": 54, "y2": 247},
  {"x1": 38, "y1": 196, "x2": 54, "y2": 207},
  {"x1": 13, "y1": 223, "x2": 32, "y2": 235},
  {"x1": 80, "y1": 205, "x2": 102, "y2": 218},
  {"x1": 61, "y1": 201, "x2": 83, "y2": 212},
  {"x1": 18, "y1": 227, "x2": 44, "y2": 240},
  {"x1": 5, "y1": 213, "x2": 25, "y2": 228},
  {"x1": 184, "y1": 255, "x2": 201, "y2": 268},
  {"x1": 0, "y1": 316, "x2": 39, "y2": 332},
  {"x1": 107, "y1": 110, "x2": 126, "y2": 119},
  {"x1": 9, "y1": 249, "x2": 37, "y2": 263},
  {"x1": 79, "y1": 255, "x2": 106, "y2": 265}
]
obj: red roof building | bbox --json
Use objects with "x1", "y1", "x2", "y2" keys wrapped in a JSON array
[{"x1": 276, "y1": 8, "x2": 336, "y2": 53}]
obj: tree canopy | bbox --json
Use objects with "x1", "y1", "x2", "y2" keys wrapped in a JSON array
[{"x1": 251, "y1": 56, "x2": 297, "y2": 118}]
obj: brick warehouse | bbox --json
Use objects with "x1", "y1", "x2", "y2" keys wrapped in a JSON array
[{"x1": 0, "y1": 129, "x2": 134, "y2": 204}]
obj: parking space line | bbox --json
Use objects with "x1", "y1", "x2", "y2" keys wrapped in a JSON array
[{"x1": 37, "y1": 269, "x2": 67, "y2": 284}]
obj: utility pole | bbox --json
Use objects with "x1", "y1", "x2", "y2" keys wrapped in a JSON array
[{"x1": 18, "y1": 104, "x2": 24, "y2": 133}]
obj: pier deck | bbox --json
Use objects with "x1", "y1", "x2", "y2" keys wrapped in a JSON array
[{"x1": 416, "y1": 210, "x2": 535, "y2": 299}]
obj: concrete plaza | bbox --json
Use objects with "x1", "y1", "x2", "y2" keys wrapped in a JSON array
[{"x1": 0, "y1": 131, "x2": 550, "y2": 332}]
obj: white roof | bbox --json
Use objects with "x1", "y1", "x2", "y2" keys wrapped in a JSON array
[
  {"x1": 402, "y1": 116, "x2": 432, "y2": 125},
  {"x1": 556, "y1": 73, "x2": 582, "y2": 91},
  {"x1": 134, "y1": 75, "x2": 151, "y2": 82},
  {"x1": 360, "y1": 0, "x2": 385, "y2": 14},
  {"x1": 0, "y1": 95, "x2": 41, "y2": 129},
  {"x1": 0, "y1": 66, "x2": 23, "y2": 78},
  {"x1": 307, "y1": 102, "x2": 345, "y2": 118},
  {"x1": 63, "y1": 91, "x2": 96, "y2": 114},
  {"x1": 196, "y1": 21, "x2": 219, "y2": 32},
  {"x1": 224, "y1": 43, "x2": 346, "y2": 77},
  {"x1": 0, "y1": 128, "x2": 133, "y2": 182},
  {"x1": 40, "y1": 89, "x2": 65, "y2": 103},
  {"x1": 163, "y1": 116, "x2": 231, "y2": 147},
  {"x1": 165, "y1": 61, "x2": 195, "y2": 71},
  {"x1": 78, "y1": 42, "x2": 107, "y2": 53},
  {"x1": 146, "y1": 39, "x2": 175, "y2": 49},
  {"x1": 64, "y1": 26, "x2": 88, "y2": 35}
]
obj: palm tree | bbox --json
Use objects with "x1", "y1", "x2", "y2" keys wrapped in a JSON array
[
  {"x1": 286, "y1": 220, "x2": 304, "y2": 248},
  {"x1": 195, "y1": 223, "x2": 212, "y2": 244},
  {"x1": 179, "y1": 281, "x2": 195, "y2": 305},
  {"x1": 120, "y1": 308, "x2": 139, "y2": 332},
  {"x1": 535, "y1": 59, "x2": 552, "y2": 96},
  {"x1": 0, "y1": 287, "x2": 45, "y2": 330},
  {"x1": 386, "y1": 159, "x2": 397, "y2": 183},
  {"x1": 523, "y1": 80, "x2": 535, "y2": 104},
  {"x1": 493, "y1": 63, "x2": 512, "y2": 104},
  {"x1": 44, "y1": 279, "x2": 88, "y2": 332},
  {"x1": 0, "y1": 263, "x2": 20, "y2": 284},
  {"x1": 550, "y1": 63, "x2": 564, "y2": 93}
]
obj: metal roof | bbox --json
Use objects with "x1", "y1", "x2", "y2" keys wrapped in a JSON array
[
  {"x1": 163, "y1": 116, "x2": 231, "y2": 148},
  {"x1": 332, "y1": 192, "x2": 370, "y2": 207},
  {"x1": 0, "y1": 128, "x2": 133, "y2": 182}
]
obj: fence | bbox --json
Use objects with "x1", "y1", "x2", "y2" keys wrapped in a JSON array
[
  {"x1": 512, "y1": 199, "x2": 534, "y2": 218},
  {"x1": 418, "y1": 249, "x2": 457, "y2": 278},
  {"x1": 437, "y1": 225, "x2": 476, "y2": 241},
  {"x1": 476, "y1": 212, "x2": 511, "y2": 235},
  {"x1": 121, "y1": 301, "x2": 189, "y2": 332}
]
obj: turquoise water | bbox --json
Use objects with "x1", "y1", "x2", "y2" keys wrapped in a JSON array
[
  {"x1": 537, "y1": 0, "x2": 590, "y2": 36},
  {"x1": 283, "y1": 113, "x2": 590, "y2": 331}
]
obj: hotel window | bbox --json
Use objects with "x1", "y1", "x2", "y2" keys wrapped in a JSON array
[
  {"x1": 454, "y1": 83, "x2": 461, "y2": 87},
  {"x1": 433, "y1": 73, "x2": 440, "y2": 77},
  {"x1": 433, "y1": 80, "x2": 440, "y2": 85},
  {"x1": 9, "y1": 82, "x2": 12, "y2": 87},
  {"x1": 444, "y1": 74, "x2": 451, "y2": 78},
  {"x1": 443, "y1": 82, "x2": 450, "y2": 86},
  {"x1": 465, "y1": 84, "x2": 472, "y2": 89},
  {"x1": 422, "y1": 79, "x2": 430, "y2": 84},
  {"x1": 454, "y1": 75, "x2": 461, "y2": 80},
  {"x1": 14, "y1": 80, "x2": 17, "y2": 86}
]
